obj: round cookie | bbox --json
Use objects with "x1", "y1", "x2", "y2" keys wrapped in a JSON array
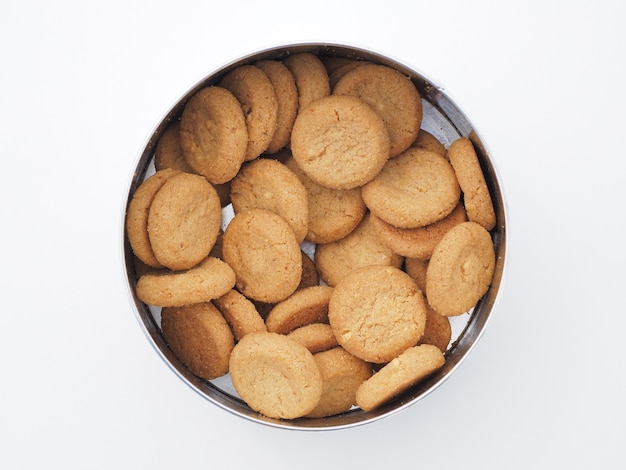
[
  {"x1": 314, "y1": 213, "x2": 403, "y2": 287},
  {"x1": 417, "y1": 305, "x2": 452, "y2": 353},
  {"x1": 229, "y1": 331, "x2": 323, "y2": 420},
  {"x1": 447, "y1": 137, "x2": 496, "y2": 231},
  {"x1": 334, "y1": 63, "x2": 422, "y2": 157},
  {"x1": 361, "y1": 147, "x2": 461, "y2": 228},
  {"x1": 370, "y1": 202, "x2": 467, "y2": 259},
  {"x1": 147, "y1": 172, "x2": 222, "y2": 271},
  {"x1": 255, "y1": 60, "x2": 299, "y2": 154},
  {"x1": 305, "y1": 347, "x2": 373, "y2": 418},
  {"x1": 328, "y1": 60, "x2": 370, "y2": 89},
  {"x1": 126, "y1": 168, "x2": 180, "y2": 268},
  {"x1": 161, "y1": 301, "x2": 234, "y2": 380},
  {"x1": 179, "y1": 86, "x2": 248, "y2": 184},
  {"x1": 290, "y1": 95, "x2": 390, "y2": 190},
  {"x1": 136, "y1": 256, "x2": 236, "y2": 307},
  {"x1": 287, "y1": 323, "x2": 338, "y2": 354},
  {"x1": 222, "y1": 209, "x2": 302, "y2": 303},
  {"x1": 285, "y1": 156, "x2": 366, "y2": 244},
  {"x1": 283, "y1": 52, "x2": 331, "y2": 112},
  {"x1": 355, "y1": 344, "x2": 445, "y2": 411},
  {"x1": 265, "y1": 285, "x2": 333, "y2": 335},
  {"x1": 154, "y1": 121, "x2": 196, "y2": 173},
  {"x1": 298, "y1": 250, "x2": 320, "y2": 290},
  {"x1": 411, "y1": 129, "x2": 446, "y2": 157},
  {"x1": 230, "y1": 158, "x2": 309, "y2": 243},
  {"x1": 328, "y1": 265, "x2": 427, "y2": 363},
  {"x1": 426, "y1": 221, "x2": 496, "y2": 316},
  {"x1": 213, "y1": 289, "x2": 267, "y2": 341},
  {"x1": 219, "y1": 64, "x2": 279, "y2": 161},
  {"x1": 404, "y1": 257, "x2": 429, "y2": 293}
]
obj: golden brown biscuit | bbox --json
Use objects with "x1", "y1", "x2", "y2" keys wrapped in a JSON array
[
  {"x1": 418, "y1": 305, "x2": 452, "y2": 353},
  {"x1": 179, "y1": 86, "x2": 248, "y2": 184},
  {"x1": 361, "y1": 147, "x2": 461, "y2": 228},
  {"x1": 154, "y1": 121, "x2": 196, "y2": 173},
  {"x1": 229, "y1": 331, "x2": 323, "y2": 419},
  {"x1": 136, "y1": 256, "x2": 236, "y2": 307},
  {"x1": 161, "y1": 301, "x2": 234, "y2": 380},
  {"x1": 404, "y1": 257, "x2": 429, "y2": 293},
  {"x1": 305, "y1": 347, "x2": 373, "y2": 418},
  {"x1": 126, "y1": 168, "x2": 180, "y2": 268},
  {"x1": 287, "y1": 323, "x2": 338, "y2": 354},
  {"x1": 213, "y1": 289, "x2": 267, "y2": 341},
  {"x1": 290, "y1": 95, "x2": 390, "y2": 190},
  {"x1": 314, "y1": 213, "x2": 403, "y2": 287},
  {"x1": 355, "y1": 344, "x2": 445, "y2": 411},
  {"x1": 283, "y1": 52, "x2": 330, "y2": 112},
  {"x1": 265, "y1": 285, "x2": 333, "y2": 335},
  {"x1": 255, "y1": 60, "x2": 299, "y2": 154},
  {"x1": 426, "y1": 221, "x2": 496, "y2": 316},
  {"x1": 411, "y1": 129, "x2": 446, "y2": 157},
  {"x1": 285, "y1": 156, "x2": 366, "y2": 244},
  {"x1": 447, "y1": 137, "x2": 496, "y2": 231},
  {"x1": 328, "y1": 265, "x2": 427, "y2": 363},
  {"x1": 333, "y1": 63, "x2": 422, "y2": 157},
  {"x1": 230, "y1": 158, "x2": 309, "y2": 243},
  {"x1": 328, "y1": 60, "x2": 370, "y2": 89},
  {"x1": 147, "y1": 172, "x2": 222, "y2": 271},
  {"x1": 369, "y1": 202, "x2": 467, "y2": 259},
  {"x1": 222, "y1": 209, "x2": 302, "y2": 303}
]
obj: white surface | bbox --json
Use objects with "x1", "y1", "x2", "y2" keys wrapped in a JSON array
[{"x1": 1, "y1": 1, "x2": 624, "y2": 468}]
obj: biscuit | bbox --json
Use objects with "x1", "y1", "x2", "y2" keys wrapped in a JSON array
[
  {"x1": 426, "y1": 221, "x2": 496, "y2": 316},
  {"x1": 287, "y1": 323, "x2": 338, "y2": 354},
  {"x1": 147, "y1": 172, "x2": 222, "y2": 271},
  {"x1": 404, "y1": 257, "x2": 429, "y2": 293},
  {"x1": 222, "y1": 209, "x2": 302, "y2": 303},
  {"x1": 447, "y1": 137, "x2": 496, "y2": 231},
  {"x1": 290, "y1": 95, "x2": 390, "y2": 190},
  {"x1": 411, "y1": 129, "x2": 446, "y2": 157},
  {"x1": 299, "y1": 250, "x2": 320, "y2": 289},
  {"x1": 283, "y1": 52, "x2": 331, "y2": 112},
  {"x1": 418, "y1": 305, "x2": 452, "y2": 352},
  {"x1": 219, "y1": 65, "x2": 279, "y2": 161},
  {"x1": 285, "y1": 156, "x2": 366, "y2": 244},
  {"x1": 361, "y1": 147, "x2": 461, "y2": 228},
  {"x1": 255, "y1": 60, "x2": 299, "y2": 154},
  {"x1": 328, "y1": 60, "x2": 370, "y2": 89},
  {"x1": 305, "y1": 347, "x2": 373, "y2": 418},
  {"x1": 333, "y1": 63, "x2": 422, "y2": 157},
  {"x1": 355, "y1": 344, "x2": 445, "y2": 411},
  {"x1": 265, "y1": 285, "x2": 333, "y2": 335},
  {"x1": 370, "y1": 202, "x2": 467, "y2": 259},
  {"x1": 314, "y1": 213, "x2": 403, "y2": 287},
  {"x1": 179, "y1": 86, "x2": 248, "y2": 184},
  {"x1": 161, "y1": 301, "x2": 234, "y2": 380},
  {"x1": 328, "y1": 265, "x2": 427, "y2": 363},
  {"x1": 229, "y1": 331, "x2": 323, "y2": 420},
  {"x1": 126, "y1": 168, "x2": 180, "y2": 268},
  {"x1": 213, "y1": 289, "x2": 267, "y2": 341},
  {"x1": 230, "y1": 158, "x2": 309, "y2": 243},
  {"x1": 136, "y1": 256, "x2": 236, "y2": 307},
  {"x1": 154, "y1": 121, "x2": 196, "y2": 173}
]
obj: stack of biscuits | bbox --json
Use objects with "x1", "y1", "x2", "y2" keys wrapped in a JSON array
[{"x1": 126, "y1": 52, "x2": 497, "y2": 420}]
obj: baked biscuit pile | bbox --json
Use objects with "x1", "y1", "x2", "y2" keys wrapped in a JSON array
[{"x1": 126, "y1": 52, "x2": 498, "y2": 420}]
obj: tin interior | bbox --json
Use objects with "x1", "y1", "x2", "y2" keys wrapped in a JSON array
[{"x1": 122, "y1": 43, "x2": 507, "y2": 430}]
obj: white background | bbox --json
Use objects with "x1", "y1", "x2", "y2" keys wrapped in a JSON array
[{"x1": 1, "y1": 0, "x2": 624, "y2": 468}]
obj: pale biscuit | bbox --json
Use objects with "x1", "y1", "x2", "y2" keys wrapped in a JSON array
[
  {"x1": 418, "y1": 305, "x2": 452, "y2": 353},
  {"x1": 426, "y1": 221, "x2": 496, "y2": 316},
  {"x1": 404, "y1": 257, "x2": 429, "y2": 293},
  {"x1": 179, "y1": 86, "x2": 248, "y2": 184},
  {"x1": 411, "y1": 129, "x2": 446, "y2": 157},
  {"x1": 154, "y1": 121, "x2": 196, "y2": 173},
  {"x1": 126, "y1": 168, "x2": 180, "y2": 268},
  {"x1": 147, "y1": 172, "x2": 222, "y2": 271},
  {"x1": 447, "y1": 137, "x2": 496, "y2": 231},
  {"x1": 285, "y1": 156, "x2": 366, "y2": 244},
  {"x1": 213, "y1": 289, "x2": 267, "y2": 341},
  {"x1": 283, "y1": 52, "x2": 331, "y2": 112},
  {"x1": 222, "y1": 209, "x2": 302, "y2": 303},
  {"x1": 287, "y1": 323, "x2": 338, "y2": 354},
  {"x1": 333, "y1": 63, "x2": 422, "y2": 157},
  {"x1": 355, "y1": 344, "x2": 445, "y2": 411},
  {"x1": 230, "y1": 158, "x2": 309, "y2": 243},
  {"x1": 328, "y1": 265, "x2": 427, "y2": 363},
  {"x1": 361, "y1": 147, "x2": 461, "y2": 228},
  {"x1": 290, "y1": 95, "x2": 390, "y2": 190},
  {"x1": 161, "y1": 301, "x2": 234, "y2": 380},
  {"x1": 229, "y1": 331, "x2": 323, "y2": 420},
  {"x1": 136, "y1": 256, "x2": 236, "y2": 307},
  {"x1": 314, "y1": 213, "x2": 403, "y2": 287},
  {"x1": 305, "y1": 347, "x2": 373, "y2": 418},
  {"x1": 265, "y1": 285, "x2": 333, "y2": 335}
]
